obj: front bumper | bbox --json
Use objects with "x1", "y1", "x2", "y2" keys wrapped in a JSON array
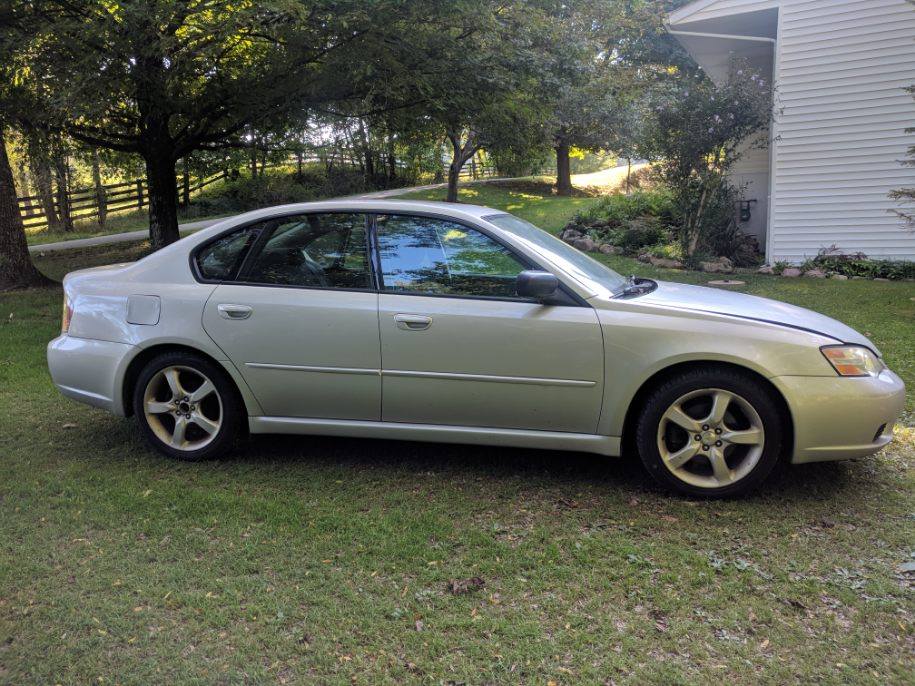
[
  {"x1": 772, "y1": 369, "x2": 906, "y2": 464},
  {"x1": 47, "y1": 334, "x2": 135, "y2": 415}
]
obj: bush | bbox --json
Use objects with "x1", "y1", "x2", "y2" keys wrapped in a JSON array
[
  {"x1": 579, "y1": 189, "x2": 676, "y2": 226},
  {"x1": 811, "y1": 247, "x2": 915, "y2": 280},
  {"x1": 192, "y1": 167, "x2": 379, "y2": 215}
]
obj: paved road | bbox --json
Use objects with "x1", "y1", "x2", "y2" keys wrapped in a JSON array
[{"x1": 27, "y1": 181, "x2": 464, "y2": 254}]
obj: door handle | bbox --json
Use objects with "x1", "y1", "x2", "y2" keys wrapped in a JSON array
[
  {"x1": 394, "y1": 313, "x2": 432, "y2": 331},
  {"x1": 217, "y1": 304, "x2": 253, "y2": 320}
]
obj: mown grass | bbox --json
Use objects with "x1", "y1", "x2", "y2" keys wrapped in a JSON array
[{"x1": 0, "y1": 181, "x2": 913, "y2": 684}]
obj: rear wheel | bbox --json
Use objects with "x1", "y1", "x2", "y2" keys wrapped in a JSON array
[
  {"x1": 635, "y1": 368, "x2": 787, "y2": 497},
  {"x1": 132, "y1": 351, "x2": 242, "y2": 461}
]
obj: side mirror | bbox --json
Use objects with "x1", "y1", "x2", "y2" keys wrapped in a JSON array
[{"x1": 516, "y1": 270, "x2": 560, "y2": 301}]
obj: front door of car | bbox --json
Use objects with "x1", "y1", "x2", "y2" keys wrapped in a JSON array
[
  {"x1": 374, "y1": 213, "x2": 604, "y2": 433},
  {"x1": 201, "y1": 212, "x2": 381, "y2": 420}
]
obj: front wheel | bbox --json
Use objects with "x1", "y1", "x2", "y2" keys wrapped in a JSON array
[
  {"x1": 132, "y1": 351, "x2": 243, "y2": 461},
  {"x1": 635, "y1": 368, "x2": 787, "y2": 497}
]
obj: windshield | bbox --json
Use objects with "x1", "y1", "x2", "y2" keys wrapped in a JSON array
[{"x1": 482, "y1": 213, "x2": 627, "y2": 294}]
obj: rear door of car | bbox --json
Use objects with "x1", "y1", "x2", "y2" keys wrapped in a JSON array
[
  {"x1": 372, "y1": 213, "x2": 604, "y2": 433},
  {"x1": 199, "y1": 212, "x2": 381, "y2": 420}
]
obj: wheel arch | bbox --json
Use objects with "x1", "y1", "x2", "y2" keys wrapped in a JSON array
[
  {"x1": 620, "y1": 360, "x2": 794, "y2": 459},
  {"x1": 122, "y1": 343, "x2": 258, "y2": 418}
]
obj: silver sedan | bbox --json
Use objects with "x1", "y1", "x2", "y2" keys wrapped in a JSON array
[{"x1": 47, "y1": 200, "x2": 906, "y2": 497}]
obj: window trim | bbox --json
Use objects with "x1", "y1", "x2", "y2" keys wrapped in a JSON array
[
  {"x1": 189, "y1": 208, "x2": 588, "y2": 307},
  {"x1": 190, "y1": 211, "x2": 374, "y2": 292},
  {"x1": 368, "y1": 212, "x2": 585, "y2": 307}
]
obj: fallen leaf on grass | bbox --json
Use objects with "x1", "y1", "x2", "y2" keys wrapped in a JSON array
[
  {"x1": 62, "y1": 423, "x2": 76, "y2": 429},
  {"x1": 414, "y1": 620, "x2": 424, "y2": 632},
  {"x1": 448, "y1": 577, "x2": 485, "y2": 594}
]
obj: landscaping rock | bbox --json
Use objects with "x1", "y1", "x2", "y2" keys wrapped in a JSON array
[
  {"x1": 699, "y1": 256, "x2": 734, "y2": 274},
  {"x1": 649, "y1": 256, "x2": 684, "y2": 269},
  {"x1": 873, "y1": 277, "x2": 890, "y2": 282},
  {"x1": 831, "y1": 274, "x2": 848, "y2": 280},
  {"x1": 560, "y1": 227, "x2": 583, "y2": 241},
  {"x1": 599, "y1": 244, "x2": 620, "y2": 255},
  {"x1": 803, "y1": 269, "x2": 826, "y2": 278},
  {"x1": 781, "y1": 267, "x2": 802, "y2": 277},
  {"x1": 572, "y1": 237, "x2": 597, "y2": 252},
  {"x1": 757, "y1": 265, "x2": 775, "y2": 275},
  {"x1": 637, "y1": 253, "x2": 651, "y2": 263}
]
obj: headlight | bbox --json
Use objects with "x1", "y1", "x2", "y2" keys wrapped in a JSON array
[{"x1": 820, "y1": 345, "x2": 885, "y2": 377}]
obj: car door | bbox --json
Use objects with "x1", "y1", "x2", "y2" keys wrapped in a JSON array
[
  {"x1": 200, "y1": 212, "x2": 381, "y2": 420},
  {"x1": 374, "y1": 213, "x2": 604, "y2": 433}
]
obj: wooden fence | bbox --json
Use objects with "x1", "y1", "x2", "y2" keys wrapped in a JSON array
[
  {"x1": 16, "y1": 153, "x2": 504, "y2": 232},
  {"x1": 17, "y1": 169, "x2": 229, "y2": 231}
]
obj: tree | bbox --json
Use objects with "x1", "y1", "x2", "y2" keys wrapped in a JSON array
[
  {"x1": 639, "y1": 61, "x2": 771, "y2": 258},
  {"x1": 10, "y1": 0, "x2": 403, "y2": 249},
  {"x1": 531, "y1": 0, "x2": 667, "y2": 196},
  {"x1": 0, "y1": 127, "x2": 51, "y2": 290},
  {"x1": 0, "y1": 5, "x2": 52, "y2": 289},
  {"x1": 890, "y1": 88, "x2": 915, "y2": 228}
]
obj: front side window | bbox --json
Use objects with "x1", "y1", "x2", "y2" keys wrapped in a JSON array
[
  {"x1": 241, "y1": 213, "x2": 370, "y2": 289},
  {"x1": 196, "y1": 226, "x2": 261, "y2": 280},
  {"x1": 375, "y1": 215, "x2": 526, "y2": 298}
]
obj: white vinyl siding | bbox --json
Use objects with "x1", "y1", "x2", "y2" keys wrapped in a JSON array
[{"x1": 768, "y1": 0, "x2": 915, "y2": 262}]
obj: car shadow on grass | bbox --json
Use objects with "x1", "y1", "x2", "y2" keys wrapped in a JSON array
[{"x1": 231, "y1": 432, "x2": 856, "y2": 503}]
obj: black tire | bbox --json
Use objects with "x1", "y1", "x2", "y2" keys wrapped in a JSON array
[
  {"x1": 132, "y1": 350, "x2": 244, "y2": 461},
  {"x1": 635, "y1": 366, "x2": 787, "y2": 498}
]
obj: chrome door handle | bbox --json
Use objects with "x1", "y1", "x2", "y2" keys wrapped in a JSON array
[
  {"x1": 394, "y1": 313, "x2": 432, "y2": 331},
  {"x1": 217, "y1": 304, "x2": 253, "y2": 320}
]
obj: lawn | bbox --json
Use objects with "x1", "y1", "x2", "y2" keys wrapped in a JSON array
[{"x1": 1, "y1": 181, "x2": 913, "y2": 684}]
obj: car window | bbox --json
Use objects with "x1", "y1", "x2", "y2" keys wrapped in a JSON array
[
  {"x1": 242, "y1": 213, "x2": 370, "y2": 289},
  {"x1": 375, "y1": 215, "x2": 526, "y2": 298},
  {"x1": 196, "y1": 226, "x2": 261, "y2": 280}
]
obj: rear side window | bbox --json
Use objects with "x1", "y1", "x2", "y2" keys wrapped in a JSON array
[
  {"x1": 241, "y1": 213, "x2": 370, "y2": 289},
  {"x1": 196, "y1": 226, "x2": 261, "y2": 280}
]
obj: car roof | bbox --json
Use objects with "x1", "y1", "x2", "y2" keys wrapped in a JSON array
[{"x1": 204, "y1": 198, "x2": 507, "y2": 229}]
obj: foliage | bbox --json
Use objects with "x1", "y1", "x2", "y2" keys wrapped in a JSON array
[
  {"x1": 811, "y1": 247, "x2": 915, "y2": 281},
  {"x1": 579, "y1": 188, "x2": 676, "y2": 225},
  {"x1": 192, "y1": 167, "x2": 386, "y2": 216},
  {"x1": 639, "y1": 60, "x2": 771, "y2": 257},
  {"x1": 889, "y1": 83, "x2": 914, "y2": 227}
]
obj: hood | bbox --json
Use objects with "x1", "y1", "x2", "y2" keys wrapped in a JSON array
[{"x1": 637, "y1": 280, "x2": 879, "y2": 354}]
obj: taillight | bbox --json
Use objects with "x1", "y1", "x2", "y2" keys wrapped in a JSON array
[{"x1": 61, "y1": 295, "x2": 73, "y2": 334}]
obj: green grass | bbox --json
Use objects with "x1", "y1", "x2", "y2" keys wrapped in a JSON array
[
  {"x1": 400, "y1": 178, "x2": 607, "y2": 233},
  {"x1": 1, "y1": 181, "x2": 913, "y2": 684}
]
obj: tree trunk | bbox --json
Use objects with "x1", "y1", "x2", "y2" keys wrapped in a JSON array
[
  {"x1": 0, "y1": 129, "x2": 51, "y2": 290},
  {"x1": 145, "y1": 151, "x2": 180, "y2": 249},
  {"x1": 91, "y1": 147, "x2": 107, "y2": 228},
  {"x1": 180, "y1": 157, "x2": 190, "y2": 209},
  {"x1": 446, "y1": 162, "x2": 461, "y2": 203},
  {"x1": 26, "y1": 131, "x2": 61, "y2": 232},
  {"x1": 249, "y1": 143, "x2": 258, "y2": 178},
  {"x1": 555, "y1": 141, "x2": 572, "y2": 197},
  {"x1": 626, "y1": 157, "x2": 631, "y2": 195},
  {"x1": 52, "y1": 144, "x2": 73, "y2": 232},
  {"x1": 445, "y1": 131, "x2": 476, "y2": 203}
]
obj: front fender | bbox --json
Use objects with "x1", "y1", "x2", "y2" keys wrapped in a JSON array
[{"x1": 594, "y1": 305, "x2": 837, "y2": 437}]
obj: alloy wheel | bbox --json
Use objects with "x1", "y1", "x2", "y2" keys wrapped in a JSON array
[
  {"x1": 142, "y1": 365, "x2": 223, "y2": 451},
  {"x1": 656, "y1": 388, "x2": 765, "y2": 489}
]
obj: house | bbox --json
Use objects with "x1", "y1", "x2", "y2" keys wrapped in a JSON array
[{"x1": 667, "y1": 0, "x2": 915, "y2": 263}]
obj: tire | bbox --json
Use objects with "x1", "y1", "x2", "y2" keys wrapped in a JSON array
[
  {"x1": 635, "y1": 366, "x2": 787, "y2": 498},
  {"x1": 132, "y1": 350, "x2": 243, "y2": 461}
]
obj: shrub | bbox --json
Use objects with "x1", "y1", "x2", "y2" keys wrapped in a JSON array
[
  {"x1": 810, "y1": 246, "x2": 915, "y2": 280},
  {"x1": 578, "y1": 189, "x2": 676, "y2": 226},
  {"x1": 192, "y1": 168, "x2": 375, "y2": 215}
]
